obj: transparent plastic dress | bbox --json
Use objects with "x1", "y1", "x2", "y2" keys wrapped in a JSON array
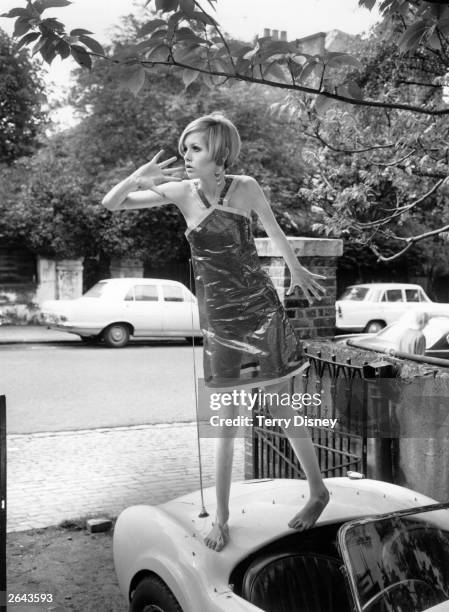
[{"x1": 186, "y1": 176, "x2": 304, "y2": 389}]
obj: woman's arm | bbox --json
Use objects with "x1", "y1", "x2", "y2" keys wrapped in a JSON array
[
  {"x1": 102, "y1": 150, "x2": 184, "y2": 211},
  {"x1": 246, "y1": 176, "x2": 326, "y2": 304}
]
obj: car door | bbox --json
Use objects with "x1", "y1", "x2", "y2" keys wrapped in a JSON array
[
  {"x1": 123, "y1": 282, "x2": 163, "y2": 336},
  {"x1": 378, "y1": 288, "x2": 406, "y2": 324},
  {"x1": 161, "y1": 284, "x2": 198, "y2": 333}
]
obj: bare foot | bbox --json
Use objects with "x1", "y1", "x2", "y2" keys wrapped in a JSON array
[
  {"x1": 204, "y1": 522, "x2": 229, "y2": 552},
  {"x1": 288, "y1": 488, "x2": 329, "y2": 531}
]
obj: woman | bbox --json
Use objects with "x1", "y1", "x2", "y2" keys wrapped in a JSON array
[{"x1": 103, "y1": 113, "x2": 329, "y2": 552}]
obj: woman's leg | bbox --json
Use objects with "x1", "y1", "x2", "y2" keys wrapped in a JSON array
[
  {"x1": 263, "y1": 380, "x2": 329, "y2": 530},
  {"x1": 204, "y1": 342, "x2": 242, "y2": 551},
  {"x1": 204, "y1": 404, "x2": 238, "y2": 551}
]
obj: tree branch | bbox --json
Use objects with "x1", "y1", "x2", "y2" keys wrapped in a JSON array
[
  {"x1": 355, "y1": 177, "x2": 447, "y2": 229},
  {"x1": 136, "y1": 55, "x2": 449, "y2": 116},
  {"x1": 305, "y1": 126, "x2": 395, "y2": 153},
  {"x1": 375, "y1": 149, "x2": 416, "y2": 167},
  {"x1": 371, "y1": 221, "x2": 449, "y2": 262}
]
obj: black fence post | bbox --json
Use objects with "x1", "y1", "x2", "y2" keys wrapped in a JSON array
[{"x1": 0, "y1": 395, "x2": 5, "y2": 612}]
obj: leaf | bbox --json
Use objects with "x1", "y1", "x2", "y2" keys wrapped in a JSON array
[
  {"x1": 358, "y1": 0, "x2": 376, "y2": 9},
  {"x1": 314, "y1": 94, "x2": 335, "y2": 115},
  {"x1": 70, "y1": 28, "x2": 93, "y2": 36},
  {"x1": 191, "y1": 10, "x2": 217, "y2": 26},
  {"x1": 265, "y1": 62, "x2": 287, "y2": 82},
  {"x1": 32, "y1": 34, "x2": 49, "y2": 55},
  {"x1": 437, "y1": 17, "x2": 449, "y2": 36},
  {"x1": 78, "y1": 35, "x2": 105, "y2": 55},
  {"x1": 156, "y1": 0, "x2": 178, "y2": 12},
  {"x1": 346, "y1": 80, "x2": 363, "y2": 100},
  {"x1": 138, "y1": 19, "x2": 167, "y2": 37},
  {"x1": 179, "y1": 0, "x2": 196, "y2": 17},
  {"x1": 291, "y1": 53, "x2": 310, "y2": 65},
  {"x1": 57, "y1": 39, "x2": 71, "y2": 58},
  {"x1": 39, "y1": 36, "x2": 60, "y2": 64},
  {"x1": 1, "y1": 8, "x2": 32, "y2": 18},
  {"x1": 398, "y1": 20, "x2": 429, "y2": 52},
  {"x1": 70, "y1": 44, "x2": 92, "y2": 69},
  {"x1": 326, "y1": 52, "x2": 361, "y2": 70},
  {"x1": 15, "y1": 32, "x2": 40, "y2": 50},
  {"x1": 299, "y1": 59, "x2": 321, "y2": 83},
  {"x1": 119, "y1": 65, "x2": 146, "y2": 95},
  {"x1": 13, "y1": 18, "x2": 33, "y2": 38},
  {"x1": 174, "y1": 28, "x2": 207, "y2": 45},
  {"x1": 182, "y1": 68, "x2": 199, "y2": 88},
  {"x1": 35, "y1": 0, "x2": 72, "y2": 10},
  {"x1": 146, "y1": 43, "x2": 171, "y2": 61}
]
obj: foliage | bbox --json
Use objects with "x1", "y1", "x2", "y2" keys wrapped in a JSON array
[
  {"x1": 283, "y1": 16, "x2": 449, "y2": 267},
  {"x1": 2, "y1": 0, "x2": 449, "y2": 116},
  {"x1": 0, "y1": 17, "x2": 313, "y2": 262},
  {"x1": 0, "y1": 28, "x2": 46, "y2": 163}
]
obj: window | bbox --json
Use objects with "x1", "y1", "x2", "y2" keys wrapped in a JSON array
[
  {"x1": 130, "y1": 284, "x2": 158, "y2": 302},
  {"x1": 163, "y1": 285, "x2": 184, "y2": 302},
  {"x1": 383, "y1": 289, "x2": 403, "y2": 302},
  {"x1": 405, "y1": 289, "x2": 420, "y2": 302},
  {"x1": 339, "y1": 287, "x2": 369, "y2": 301}
]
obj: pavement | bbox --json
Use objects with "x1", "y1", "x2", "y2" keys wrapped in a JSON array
[
  {"x1": 0, "y1": 324, "x2": 77, "y2": 344},
  {"x1": 2, "y1": 326, "x2": 245, "y2": 532}
]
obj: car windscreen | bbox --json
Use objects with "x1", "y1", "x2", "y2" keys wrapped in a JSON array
[
  {"x1": 339, "y1": 287, "x2": 370, "y2": 301},
  {"x1": 82, "y1": 282, "x2": 115, "y2": 298},
  {"x1": 339, "y1": 503, "x2": 449, "y2": 612}
]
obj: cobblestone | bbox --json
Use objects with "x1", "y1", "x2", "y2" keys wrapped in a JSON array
[{"x1": 7, "y1": 422, "x2": 244, "y2": 533}]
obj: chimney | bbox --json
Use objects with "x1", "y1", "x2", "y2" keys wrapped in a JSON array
[
  {"x1": 263, "y1": 28, "x2": 270, "y2": 38},
  {"x1": 280, "y1": 30, "x2": 287, "y2": 42},
  {"x1": 272, "y1": 29, "x2": 279, "y2": 40}
]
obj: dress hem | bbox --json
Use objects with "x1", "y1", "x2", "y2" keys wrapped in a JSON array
[{"x1": 203, "y1": 360, "x2": 309, "y2": 391}]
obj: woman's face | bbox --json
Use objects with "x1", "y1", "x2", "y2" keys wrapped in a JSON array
[{"x1": 182, "y1": 131, "x2": 216, "y2": 180}]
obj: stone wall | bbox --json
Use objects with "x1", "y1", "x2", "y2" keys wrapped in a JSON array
[
  {"x1": 255, "y1": 237, "x2": 343, "y2": 338},
  {"x1": 0, "y1": 257, "x2": 84, "y2": 324}
]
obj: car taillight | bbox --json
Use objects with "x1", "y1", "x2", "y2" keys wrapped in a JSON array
[{"x1": 337, "y1": 305, "x2": 342, "y2": 317}]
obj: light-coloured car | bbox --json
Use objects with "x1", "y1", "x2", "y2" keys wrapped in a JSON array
[
  {"x1": 337, "y1": 312, "x2": 449, "y2": 362},
  {"x1": 40, "y1": 278, "x2": 201, "y2": 348},
  {"x1": 336, "y1": 282, "x2": 448, "y2": 333},
  {"x1": 113, "y1": 477, "x2": 449, "y2": 612}
]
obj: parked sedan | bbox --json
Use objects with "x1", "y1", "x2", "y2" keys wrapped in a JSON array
[
  {"x1": 335, "y1": 282, "x2": 449, "y2": 333},
  {"x1": 40, "y1": 278, "x2": 201, "y2": 347},
  {"x1": 338, "y1": 313, "x2": 449, "y2": 360},
  {"x1": 113, "y1": 477, "x2": 449, "y2": 612}
]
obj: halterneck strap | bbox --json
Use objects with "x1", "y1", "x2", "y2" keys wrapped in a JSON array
[{"x1": 194, "y1": 176, "x2": 233, "y2": 209}]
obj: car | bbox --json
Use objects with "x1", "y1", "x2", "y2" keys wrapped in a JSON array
[
  {"x1": 113, "y1": 477, "x2": 449, "y2": 612},
  {"x1": 40, "y1": 278, "x2": 201, "y2": 348},
  {"x1": 335, "y1": 283, "x2": 449, "y2": 333},
  {"x1": 338, "y1": 312, "x2": 449, "y2": 360}
]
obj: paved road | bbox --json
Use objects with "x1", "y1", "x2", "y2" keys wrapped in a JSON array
[
  {"x1": 8, "y1": 423, "x2": 245, "y2": 532},
  {"x1": 1, "y1": 328, "x2": 246, "y2": 533},
  {"x1": 1, "y1": 342, "x2": 203, "y2": 434}
]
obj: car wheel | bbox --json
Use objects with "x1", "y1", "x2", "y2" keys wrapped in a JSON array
[
  {"x1": 364, "y1": 320, "x2": 385, "y2": 333},
  {"x1": 102, "y1": 324, "x2": 130, "y2": 348},
  {"x1": 130, "y1": 575, "x2": 183, "y2": 612}
]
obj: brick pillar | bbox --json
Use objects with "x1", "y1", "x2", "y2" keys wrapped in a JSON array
[
  {"x1": 255, "y1": 237, "x2": 343, "y2": 338},
  {"x1": 55, "y1": 259, "x2": 84, "y2": 300},
  {"x1": 110, "y1": 257, "x2": 144, "y2": 278}
]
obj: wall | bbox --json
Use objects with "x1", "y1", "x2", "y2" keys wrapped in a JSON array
[
  {"x1": 0, "y1": 257, "x2": 84, "y2": 324},
  {"x1": 255, "y1": 237, "x2": 343, "y2": 338}
]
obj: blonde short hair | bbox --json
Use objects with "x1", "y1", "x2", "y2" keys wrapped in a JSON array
[{"x1": 178, "y1": 113, "x2": 241, "y2": 168}]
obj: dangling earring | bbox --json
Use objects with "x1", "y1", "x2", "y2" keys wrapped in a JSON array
[{"x1": 214, "y1": 164, "x2": 225, "y2": 190}]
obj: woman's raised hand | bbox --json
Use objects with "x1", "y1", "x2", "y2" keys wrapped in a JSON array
[
  {"x1": 132, "y1": 150, "x2": 184, "y2": 190},
  {"x1": 286, "y1": 265, "x2": 326, "y2": 305}
]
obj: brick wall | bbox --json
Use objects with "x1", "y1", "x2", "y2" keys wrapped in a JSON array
[{"x1": 255, "y1": 237, "x2": 343, "y2": 339}]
